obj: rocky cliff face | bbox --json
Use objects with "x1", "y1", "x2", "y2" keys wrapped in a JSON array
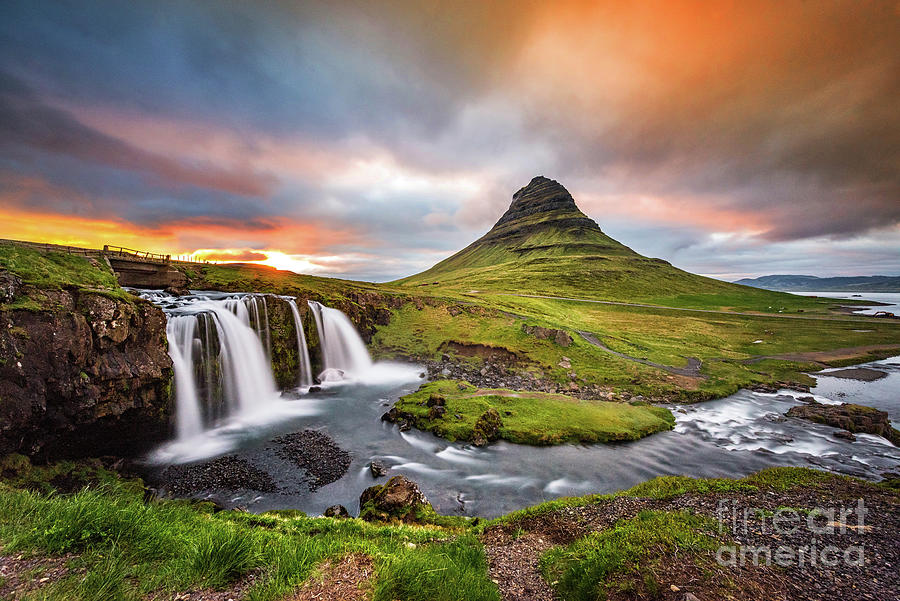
[
  {"x1": 0, "y1": 287, "x2": 173, "y2": 460},
  {"x1": 263, "y1": 290, "x2": 401, "y2": 387}
]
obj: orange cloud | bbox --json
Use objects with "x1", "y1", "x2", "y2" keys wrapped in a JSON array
[
  {"x1": 191, "y1": 249, "x2": 268, "y2": 262},
  {"x1": 0, "y1": 205, "x2": 366, "y2": 270},
  {"x1": 575, "y1": 190, "x2": 771, "y2": 236}
]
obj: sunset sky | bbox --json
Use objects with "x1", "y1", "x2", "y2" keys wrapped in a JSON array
[{"x1": 1, "y1": 1, "x2": 898, "y2": 282}]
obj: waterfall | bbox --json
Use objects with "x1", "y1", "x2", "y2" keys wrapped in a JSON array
[
  {"x1": 156, "y1": 294, "x2": 281, "y2": 441},
  {"x1": 166, "y1": 316, "x2": 204, "y2": 440},
  {"x1": 206, "y1": 303, "x2": 278, "y2": 414},
  {"x1": 148, "y1": 290, "x2": 381, "y2": 445},
  {"x1": 287, "y1": 299, "x2": 314, "y2": 388},
  {"x1": 307, "y1": 300, "x2": 373, "y2": 380}
]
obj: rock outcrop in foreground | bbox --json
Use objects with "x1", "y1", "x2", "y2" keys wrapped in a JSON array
[{"x1": 0, "y1": 288, "x2": 173, "y2": 459}]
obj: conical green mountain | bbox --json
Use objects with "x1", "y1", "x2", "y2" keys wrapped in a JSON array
[{"x1": 396, "y1": 176, "x2": 758, "y2": 304}]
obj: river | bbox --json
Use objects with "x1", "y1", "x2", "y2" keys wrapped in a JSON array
[{"x1": 142, "y1": 290, "x2": 900, "y2": 518}]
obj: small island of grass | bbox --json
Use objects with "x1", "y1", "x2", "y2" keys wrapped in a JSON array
[{"x1": 385, "y1": 380, "x2": 675, "y2": 446}]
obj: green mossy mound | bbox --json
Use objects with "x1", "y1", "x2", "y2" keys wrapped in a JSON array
[{"x1": 388, "y1": 380, "x2": 675, "y2": 446}]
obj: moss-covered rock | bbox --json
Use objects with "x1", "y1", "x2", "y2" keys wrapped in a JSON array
[
  {"x1": 786, "y1": 402, "x2": 900, "y2": 446},
  {"x1": 472, "y1": 408, "x2": 503, "y2": 447},
  {"x1": 358, "y1": 475, "x2": 433, "y2": 522}
]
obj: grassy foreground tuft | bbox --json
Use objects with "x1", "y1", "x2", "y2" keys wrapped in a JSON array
[
  {"x1": 540, "y1": 510, "x2": 723, "y2": 601},
  {"x1": 0, "y1": 458, "x2": 498, "y2": 601},
  {"x1": 392, "y1": 380, "x2": 675, "y2": 445}
]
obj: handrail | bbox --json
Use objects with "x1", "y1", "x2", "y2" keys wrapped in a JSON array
[
  {"x1": 103, "y1": 245, "x2": 170, "y2": 263},
  {"x1": 1, "y1": 239, "x2": 214, "y2": 265}
]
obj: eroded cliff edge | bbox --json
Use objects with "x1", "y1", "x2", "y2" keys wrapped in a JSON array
[{"x1": 0, "y1": 253, "x2": 173, "y2": 460}]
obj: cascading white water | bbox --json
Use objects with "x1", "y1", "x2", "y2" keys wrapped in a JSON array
[
  {"x1": 154, "y1": 294, "x2": 282, "y2": 443},
  {"x1": 307, "y1": 300, "x2": 373, "y2": 380},
  {"x1": 287, "y1": 299, "x2": 314, "y2": 387},
  {"x1": 138, "y1": 289, "x2": 420, "y2": 462},
  {"x1": 206, "y1": 303, "x2": 278, "y2": 414},
  {"x1": 166, "y1": 316, "x2": 204, "y2": 440}
]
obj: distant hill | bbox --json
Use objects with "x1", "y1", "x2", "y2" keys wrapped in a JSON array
[
  {"x1": 734, "y1": 275, "x2": 900, "y2": 293},
  {"x1": 395, "y1": 176, "x2": 805, "y2": 308}
]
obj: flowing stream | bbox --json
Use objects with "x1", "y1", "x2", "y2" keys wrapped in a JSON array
[{"x1": 143, "y1": 290, "x2": 900, "y2": 518}]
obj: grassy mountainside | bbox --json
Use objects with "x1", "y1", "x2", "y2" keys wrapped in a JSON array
[
  {"x1": 370, "y1": 177, "x2": 900, "y2": 400},
  {"x1": 392, "y1": 177, "x2": 845, "y2": 312}
]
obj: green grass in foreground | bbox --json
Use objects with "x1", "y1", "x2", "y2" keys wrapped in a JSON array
[
  {"x1": 0, "y1": 459, "x2": 861, "y2": 601},
  {"x1": 539, "y1": 510, "x2": 723, "y2": 601},
  {"x1": 393, "y1": 380, "x2": 675, "y2": 445},
  {"x1": 0, "y1": 482, "x2": 497, "y2": 601}
]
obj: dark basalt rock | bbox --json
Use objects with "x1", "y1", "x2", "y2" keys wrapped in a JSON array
[
  {"x1": 0, "y1": 270, "x2": 21, "y2": 303},
  {"x1": 0, "y1": 288, "x2": 173, "y2": 460},
  {"x1": 834, "y1": 430, "x2": 857, "y2": 442},
  {"x1": 522, "y1": 323, "x2": 573, "y2": 347},
  {"x1": 492, "y1": 176, "x2": 598, "y2": 231},
  {"x1": 369, "y1": 460, "x2": 388, "y2": 478},
  {"x1": 786, "y1": 402, "x2": 900, "y2": 446},
  {"x1": 160, "y1": 455, "x2": 278, "y2": 496},
  {"x1": 426, "y1": 393, "x2": 445, "y2": 407},
  {"x1": 163, "y1": 286, "x2": 190, "y2": 297},
  {"x1": 358, "y1": 475, "x2": 432, "y2": 522},
  {"x1": 749, "y1": 382, "x2": 811, "y2": 394},
  {"x1": 381, "y1": 407, "x2": 416, "y2": 432}
]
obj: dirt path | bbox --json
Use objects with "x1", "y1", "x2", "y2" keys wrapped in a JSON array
[
  {"x1": 0, "y1": 554, "x2": 74, "y2": 599},
  {"x1": 482, "y1": 478, "x2": 900, "y2": 601},
  {"x1": 289, "y1": 553, "x2": 374, "y2": 601},
  {"x1": 483, "y1": 498, "x2": 654, "y2": 601},
  {"x1": 577, "y1": 330, "x2": 705, "y2": 378},
  {"x1": 505, "y1": 293, "x2": 896, "y2": 324}
]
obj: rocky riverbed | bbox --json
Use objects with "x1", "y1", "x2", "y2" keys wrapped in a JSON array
[
  {"x1": 270, "y1": 430, "x2": 352, "y2": 490},
  {"x1": 151, "y1": 429, "x2": 352, "y2": 499}
]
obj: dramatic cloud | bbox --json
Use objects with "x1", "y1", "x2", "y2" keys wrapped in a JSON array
[{"x1": 0, "y1": 0, "x2": 897, "y2": 280}]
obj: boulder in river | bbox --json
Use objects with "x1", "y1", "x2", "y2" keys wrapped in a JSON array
[
  {"x1": 786, "y1": 402, "x2": 900, "y2": 446},
  {"x1": 427, "y1": 405, "x2": 447, "y2": 420},
  {"x1": 324, "y1": 504, "x2": 350, "y2": 518},
  {"x1": 369, "y1": 460, "x2": 388, "y2": 478},
  {"x1": 358, "y1": 475, "x2": 433, "y2": 522}
]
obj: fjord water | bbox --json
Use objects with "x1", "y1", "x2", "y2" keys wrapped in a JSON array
[
  {"x1": 144, "y1": 291, "x2": 900, "y2": 518},
  {"x1": 788, "y1": 291, "x2": 900, "y2": 316}
]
